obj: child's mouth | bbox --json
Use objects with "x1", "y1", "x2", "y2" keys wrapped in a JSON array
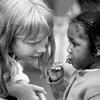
[{"x1": 66, "y1": 58, "x2": 73, "y2": 64}]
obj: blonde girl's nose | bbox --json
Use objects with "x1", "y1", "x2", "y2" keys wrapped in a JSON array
[{"x1": 37, "y1": 46, "x2": 46, "y2": 53}]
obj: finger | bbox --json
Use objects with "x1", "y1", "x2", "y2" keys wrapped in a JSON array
[
  {"x1": 32, "y1": 91, "x2": 40, "y2": 100},
  {"x1": 32, "y1": 85, "x2": 47, "y2": 94},
  {"x1": 19, "y1": 92, "x2": 40, "y2": 100},
  {"x1": 37, "y1": 93, "x2": 46, "y2": 100}
]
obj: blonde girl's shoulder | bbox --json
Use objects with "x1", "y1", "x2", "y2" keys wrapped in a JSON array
[{"x1": 10, "y1": 59, "x2": 30, "y2": 84}]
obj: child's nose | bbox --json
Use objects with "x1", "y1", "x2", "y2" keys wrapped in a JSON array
[
  {"x1": 37, "y1": 46, "x2": 46, "y2": 53},
  {"x1": 67, "y1": 44, "x2": 72, "y2": 53}
]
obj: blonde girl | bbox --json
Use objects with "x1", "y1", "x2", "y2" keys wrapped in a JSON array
[{"x1": 0, "y1": 0, "x2": 55, "y2": 99}]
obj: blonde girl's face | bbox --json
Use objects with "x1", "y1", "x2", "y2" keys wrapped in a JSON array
[
  {"x1": 67, "y1": 23, "x2": 94, "y2": 69},
  {"x1": 12, "y1": 31, "x2": 49, "y2": 62}
]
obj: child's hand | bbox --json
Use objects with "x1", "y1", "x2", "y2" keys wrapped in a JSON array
[
  {"x1": 47, "y1": 62, "x2": 64, "y2": 83},
  {"x1": 7, "y1": 83, "x2": 47, "y2": 100}
]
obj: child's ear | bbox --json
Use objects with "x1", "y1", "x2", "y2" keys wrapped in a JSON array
[
  {"x1": 8, "y1": 45, "x2": 15, "y2": 58},
  {"x1": 8, "y1": 45, "x2": 13, "y2": 54},
  {"x1": 8, "y1": 51, "x2": 15, "y2": 58}
]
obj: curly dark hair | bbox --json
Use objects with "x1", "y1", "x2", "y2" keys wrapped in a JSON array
[
  {"x1": 77, "y1": 0, "x2": 100, "y2": 12},
  {"x1": 70, "y1": 10, "x2": 100, "y2": 57}
]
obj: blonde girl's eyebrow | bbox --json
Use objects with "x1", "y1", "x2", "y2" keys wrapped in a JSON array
[{"x1": 24, "y1": 34, "x2": 49, "y2": 44}]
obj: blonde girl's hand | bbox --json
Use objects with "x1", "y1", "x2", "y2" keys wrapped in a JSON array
[
  {"x1": 31, "y1": 84, "x2": 47, "y2": 100},
  {"x1": 7, "y1": 83, "x2": 47, "y2": 100},
  {"x1": 36, "y1": 92, "x2": 46, "y2": 100}
]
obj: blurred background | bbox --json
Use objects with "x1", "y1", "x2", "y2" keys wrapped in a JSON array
[
  {"x1": 46, "y1": 0, "x2": 74, "y2": 16},
  {"x1": 22, "y1": 0, "x2": 75, "y2": 100}
]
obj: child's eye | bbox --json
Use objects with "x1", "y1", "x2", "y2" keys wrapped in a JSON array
[
  {"x1": 27, "y1": 41, "x2": 41, "y2": 46},
  {"x1": 68, "y1": 38, "x2": 79, "y2": 47},
  {"x1": 72, "y1": 42, "x2": 76, "y2": 46},
  {"x1": 24, "y1": 39, "x2": 42, "y2": 45},
  {"x1": 71, "y1": 41, "x2": 78, "y2": 47}
]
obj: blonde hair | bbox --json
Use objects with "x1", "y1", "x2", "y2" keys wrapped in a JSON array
[
  {"x1": 0, "y1": 0, "x2": 53, "y2": 40},
  {"x1": 0, "y1": 0, "x2": 55, "y2": 97}
]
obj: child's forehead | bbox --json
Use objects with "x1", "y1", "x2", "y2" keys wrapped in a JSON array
[
  {"x1": 35, "y1": 30, "x2": 49, "y2": 42},
  {"x1": 15, "y1": 23, "x2": 50, "y2": 43},
  {"x1": 69, "y1": 22, "x2": 84, "y2": 34},
  {"x1": 32, "y1": 23, "x2": 50, "y2": 40},
  {"x1": 71, "y1": 22, "x2": 83, "y2": 30},
  {"x1": 28, "y1": 28, "x2": 50, "y2": 43},
  {"x1": 68, "y1": 22, "x2": 87, "y2": 39}
]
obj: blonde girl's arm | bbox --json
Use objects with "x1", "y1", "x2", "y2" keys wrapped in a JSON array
[
  {"x1": 7, "y1": 83, "x2": 47, "y2": 100},
  {"x1": 13, "y1": 61, "x2": 30, "y2": 84},
  {"x1": 7, "y1": 61, "x2": 47, "y2": 100}
]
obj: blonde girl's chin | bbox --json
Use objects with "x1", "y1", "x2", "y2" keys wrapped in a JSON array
[{"x1": 20, "y1": 58, "x2": 40, "y2": 69}]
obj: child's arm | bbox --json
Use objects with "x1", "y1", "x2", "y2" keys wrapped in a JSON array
[
  {"x1": 7, "y1": 61, "x2": 46, "y2": 100},
  {"x1": 84, "y1": 86, "x2": 100, "y2": 100},
  {"x1": 46, "y1": 63, "x2": 69, "y2": 100},
  {"x1": 13, "y1": 62, "x2": 30, "y2": 84},
  {"x1": 7, "y1": 83, "x2": 47, "y2": 100},
  {"x1": 49, "y1": 77, "x2": 68, "y2": 100}
]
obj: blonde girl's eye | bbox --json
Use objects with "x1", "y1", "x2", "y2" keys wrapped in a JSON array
[
  {"x1": 23, "y1": 38, "x2": 42, "y2": 44},
  {"x1": 24, "y1": 40, "x2": 41, "y2": 45}
]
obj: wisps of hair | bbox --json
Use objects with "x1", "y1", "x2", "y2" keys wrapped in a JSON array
[{"x1": 0, "y1": 0, "x2": 54, "y2": 96}]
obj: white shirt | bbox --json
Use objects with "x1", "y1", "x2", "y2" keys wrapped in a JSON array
[{"x1": 10, "y1": 59, "x2": 30, "y2": 84}]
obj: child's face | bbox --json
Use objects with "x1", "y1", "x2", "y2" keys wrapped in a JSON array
[
  {"x1": 67, "y1": 23, "x2": 94, "y2": 69},
  {"x1": 12, "y1": 31, "x2": 49, "y2": 65}
]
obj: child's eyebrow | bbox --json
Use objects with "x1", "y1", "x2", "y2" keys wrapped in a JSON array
[
  {"x1": 68, "y1": 37, "x2": 78, "y2": 44},
  {"x1": 68, "y1": 37, "x2": 74, "y2": 42},
  {"x1": 36, "y1": 33, "x2": 49, "y2": 42}
]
